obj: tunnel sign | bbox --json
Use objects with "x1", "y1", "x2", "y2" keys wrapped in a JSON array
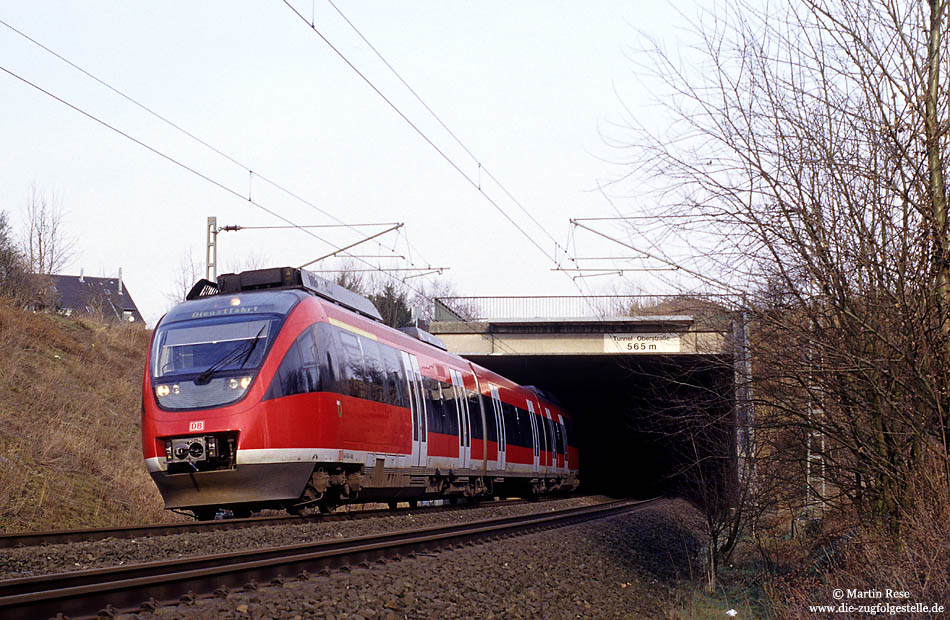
[{"x1": 604, "y1": 333, "x2": 681, "y2": 353}]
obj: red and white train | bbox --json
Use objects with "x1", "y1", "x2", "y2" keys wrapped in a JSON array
[{"x1": 141, "y1": 267, "x2": 579, "y2": 518}]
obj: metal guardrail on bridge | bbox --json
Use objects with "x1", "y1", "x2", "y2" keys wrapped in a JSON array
[{"x1": 433, "y1": 295, "x2": 703, "y2": 322}]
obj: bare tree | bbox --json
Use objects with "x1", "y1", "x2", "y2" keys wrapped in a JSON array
[
  {"x1": 22, "y1": 183, "x2": 75, "y2": 275},
  {"x1": 617, "y1": 0, "x2": 950, "y2": 535},
  {"x1": 222, "y1": 248, "x2": 270, "y2": 275},
  {"x1": 165, "y1": 249, "x2": 203, "y2": 307},
  {"x1": 0, "y1": 211, "x2": 31, "y2": 302}
]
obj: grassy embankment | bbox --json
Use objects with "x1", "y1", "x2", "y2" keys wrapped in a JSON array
[{"x1": 0, "y1": 300, "x2": 180, "y2": 532}]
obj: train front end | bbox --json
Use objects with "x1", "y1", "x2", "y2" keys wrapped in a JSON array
[{"x1": 141, "y1": 286, "x2": 313, "y2": 517}]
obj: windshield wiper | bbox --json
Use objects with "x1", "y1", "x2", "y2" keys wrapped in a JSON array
[{"x1": 194, "y1": 326, "x2": 266, "y2": 385}]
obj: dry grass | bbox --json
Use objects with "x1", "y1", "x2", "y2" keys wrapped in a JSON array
[
  {"x1": 0, "y1": 301, "x2": 183, "y2": 532},
  {"x1": 766, "y1": 474, "x2": 950, "y2": 619}
]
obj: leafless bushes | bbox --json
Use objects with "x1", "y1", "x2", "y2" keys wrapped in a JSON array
[{"x1": 615, "y1": 0, "x2": 950, "y2": 604}]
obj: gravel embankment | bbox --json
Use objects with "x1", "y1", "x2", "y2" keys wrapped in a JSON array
[
  {"x1": 116, "y1": 499, "x2": 705, "y2": 620},
  {"x1": 0, "y1": 496, "x2": 607, "y2": 579}
]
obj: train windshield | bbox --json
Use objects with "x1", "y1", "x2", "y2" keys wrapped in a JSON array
[{"x1": 151, "y1": 315, "x2": 280, "y2": 379}]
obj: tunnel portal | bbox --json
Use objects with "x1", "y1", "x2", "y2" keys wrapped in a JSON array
[{"x1": 429, "y1": 302, "x2": 741, "y2": 499}]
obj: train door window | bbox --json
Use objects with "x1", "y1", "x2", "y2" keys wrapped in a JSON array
[
  {"x1": 538, "y1": 414, "x2": 548, "y2": 456},
  {"x1": 359, "y1": 337, "x2": 386, "y2": 403},
  {"x1": 449, "y1": 370, "x2": 469, "y2": 447},
  {"x1": 491, "y1": 388, "x2": 505, "y2": 450},
  {"x1": 459, "y1": 383, "x2": 469, "y2": 448},
  {"x1": 402, "y1": 354, "x2": 417, "y2": 441},
  {"x1": 542, "y1": 413, "x2": 553, "y2": 456},
  {"x1": 526, "y1": 402, "x2": 540, "y2": 458},
  {"x1": 409, "y1": 355, "x2": 427, "y2": 439}
]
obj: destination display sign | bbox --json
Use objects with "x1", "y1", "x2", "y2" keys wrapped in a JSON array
[{"x1": 604, "y1": 332, "x2": 681, "y2": 353}]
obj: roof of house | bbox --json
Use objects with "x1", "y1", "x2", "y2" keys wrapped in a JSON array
[{"x1": 47, "y1": 274, "x2": 145, "y2": 323}]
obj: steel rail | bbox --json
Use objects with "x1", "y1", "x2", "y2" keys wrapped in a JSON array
[
  {"x1": 0, "y1": 498, "x2": 657, "y2": 620},
  {"x1": 0, "y1": 497, "x2": 549, "y2": 549}
]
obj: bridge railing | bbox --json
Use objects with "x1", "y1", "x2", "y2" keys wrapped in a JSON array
[{"x1": 433, "y1": 295, "x2": 698, "y2": 321}]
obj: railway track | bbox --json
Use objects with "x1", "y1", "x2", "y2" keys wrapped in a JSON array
[
  {"x1": 0, "y1": 497, "x2": 657, "y2": 620},
  {"x1": 0, "y1": 496, "x2": 555, "y2": 549}
]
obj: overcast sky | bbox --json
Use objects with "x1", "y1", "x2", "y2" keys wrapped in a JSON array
[{"x1": 0, "y1": 1, "x2": 697, "y2": 325}]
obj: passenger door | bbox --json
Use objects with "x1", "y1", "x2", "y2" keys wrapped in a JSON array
[
  {"x1": 490, "y1": 386, "x2": 505, "y2": 469},
  {"x1": 544, "y1": 407, "x2": 556, "y2": 472},
  {"x1": 401, "y1": 352, "x2": 427, "y2": 467},
  {"x1": 450, "y1": 369, "x2": 471, "y2": 469},
  {"x1": 526, "y1": 399, "x2": 540, "y2": 473}
]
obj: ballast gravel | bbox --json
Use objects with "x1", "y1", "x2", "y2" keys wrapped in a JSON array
[
  {"x1": 0, "y1": 496, "x2": 606, "y2": 579},
  {"x1": 116, "y1": 499, "x2": 704, "y2": 620}
]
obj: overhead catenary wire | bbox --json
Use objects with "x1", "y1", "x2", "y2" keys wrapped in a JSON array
[
  {"x1": 281, "y1": 0, "x2": 605, "y2": 315},
  {"x1": 279, "y1": 0, "x2": 557, "y2": 267},
  {"x1": 323, "y1": 0, "x2": 568, "y2": 256},
  {"x1": 0, "y1": 16, "x2": 432, "y2": 273},
  {"x1": 0, "y1": 62, "x2": 430, "y2": 300},
  {"x1": 0, "y1": 36, "x2": 523, "y2": 354}
]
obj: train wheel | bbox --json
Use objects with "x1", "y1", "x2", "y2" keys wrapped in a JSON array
[
  {"x1": 388, "y1": 501, "x2": 398, "y2": 511},
  {"x1": 231, "y1": 508, "x2": 252, "y2": 519},
  {"x1": 408, "y1": 499, "x2": 418, "y2": 509}
]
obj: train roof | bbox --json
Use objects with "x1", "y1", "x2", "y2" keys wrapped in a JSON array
[{"x1": 187, "y1": 267, "x2": 383, "y2": 322}]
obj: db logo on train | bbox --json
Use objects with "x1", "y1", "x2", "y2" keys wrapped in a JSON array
[{"x1": 189, "y1": 421, "x2": 205, "y2": 432}]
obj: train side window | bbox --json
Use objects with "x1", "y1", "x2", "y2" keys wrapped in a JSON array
[
  {"x1": 277, "y1": 340, "x2": 304, "y2": 396},
  {"x1": 424, "y1": 376, "x2": 443, "y2": 435},
  {"x1": 467, "y1": 389, "x2": 483, "y2": 440},
  {"x1": 359, "y1": 337, "x2": 386, "y2": 404},
  {"x1": 564, "y1": 419, "x2": 577, "y2": 448},
  {"x1": 380, "y1": 344, "x2": 408, "y2": 408},
  {"x1": 337, "y1": 329, "x2": 365, "y2": 399},
  {"x1": 503, "y1": 402, "x2": 520, "y2": 447},
  {"x1": 313, "y1": 323, "x2": 337, "y2": 393},
  {"x1": 443, "y1": 380, "x2": 459, "y2": 436},
  {"x1": 553, "y1": 418, "x2": 564, "y2": 454},
  {"x1": 297, "y1": 327, "x2": 321, "y2": 392},
  {"x1": 483, "y1": 392, "x2": 498, "y2": 444}
]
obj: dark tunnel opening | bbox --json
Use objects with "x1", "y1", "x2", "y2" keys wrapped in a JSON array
[{"x1": 465, "y1": 353, "x2": 736, "y2": 501}]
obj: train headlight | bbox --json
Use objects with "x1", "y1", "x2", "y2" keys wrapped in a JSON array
[
  {"x1": 228, "y1": 376, "x2": 252, "y2": 390},
  {"x1": 156, "y1": 384, "x2": 170, "y2": 397}
]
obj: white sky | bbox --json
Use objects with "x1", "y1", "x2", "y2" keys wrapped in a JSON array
[{"x1": 0, "y1": 1, "x2": 698, "y2": 325}]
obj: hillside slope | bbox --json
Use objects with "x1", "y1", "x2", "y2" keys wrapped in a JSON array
[{"x1": 0, "y1": 301, "x2": 179, "y2": 532}]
